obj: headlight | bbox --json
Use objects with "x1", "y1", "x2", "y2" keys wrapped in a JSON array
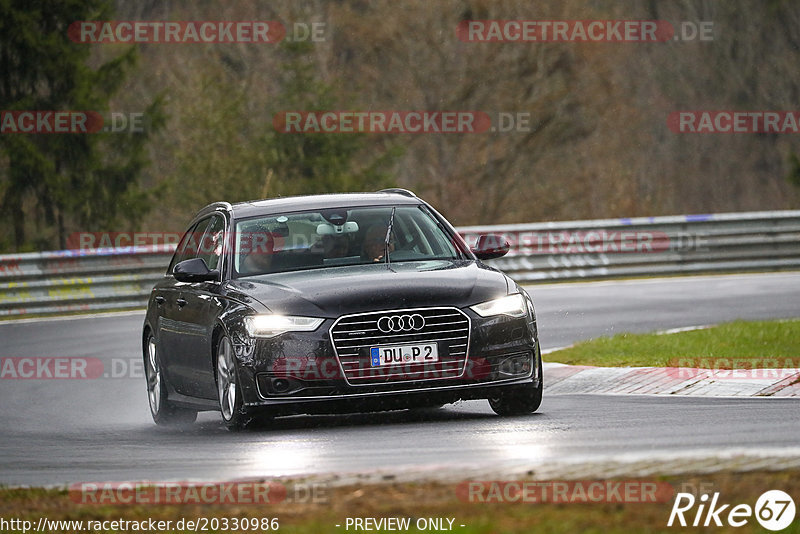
[
  {"x1": 470, "y1": 293, "x2": 527, "y2": 318},
  {"x1": 244, "y1": 315, "x2": 324, "y2": 338}
]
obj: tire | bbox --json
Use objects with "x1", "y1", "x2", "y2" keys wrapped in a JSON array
[
  {"x1": 216, "y1": 334, "x2": 251, "y2": 430},
  {"x1": 488, "y1": 352, "x2": 543, "y2": 416},
  {"x1": 145, "y1": 333, "x2": 197, "y2": 426}
]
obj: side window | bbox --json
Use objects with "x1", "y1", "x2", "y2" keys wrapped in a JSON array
[
  {"x1": 168, "y1": 218, "x2": 211, "y2": 274},
  {"x1": 197, "y1": 215, "x2": 225, "y2": 271}
]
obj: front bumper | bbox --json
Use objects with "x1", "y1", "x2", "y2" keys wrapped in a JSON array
[
  {"x1": 230, "y1": 308, "x2": 539, "y2": 416},
  {"x1": 245, "y1": 376, "x2": 539, "y2": 417}
]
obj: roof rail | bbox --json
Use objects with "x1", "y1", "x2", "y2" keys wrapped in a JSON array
[
  {"x1": 211, "y1": 201, "x2": 233, "y2": 211},
  {"x1": 378, "y1": 188, "x2": 417, "y2": 198},
  {"x1": 195, "y1": 201, "x2": 233, "y2": 218}
]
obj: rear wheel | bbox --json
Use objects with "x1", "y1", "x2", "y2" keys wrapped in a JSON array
[
  {"x1": 488, "y1": 352, "x2": 543, "y2": 416},
  {"x1": 216, "y1": 335, "x2": 250, "y2": 430},
  {"x1": 145, "y1": 334, "x2": 197, "y2": 426}
]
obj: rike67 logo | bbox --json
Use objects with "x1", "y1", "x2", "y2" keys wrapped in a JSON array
[{"x1": 668, "y1": 490, "x2": 796, "y2": 530}]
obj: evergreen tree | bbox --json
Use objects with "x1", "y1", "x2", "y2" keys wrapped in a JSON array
[{"x1": 0, "y1": 0, "x2": 163, "y2": 250}]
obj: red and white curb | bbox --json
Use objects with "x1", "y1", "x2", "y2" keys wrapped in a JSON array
[{"x1": 543, "y1": 362, "x2": 800, "y2": 397}]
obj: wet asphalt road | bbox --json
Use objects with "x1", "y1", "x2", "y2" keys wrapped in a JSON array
[{"x1": 0, "y1": 272, "x2": 798, "y2": 486}]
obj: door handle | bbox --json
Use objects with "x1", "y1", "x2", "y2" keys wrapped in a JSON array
[
  {"x1": 154, "y1": 296, "x2": 166, "y2": 305},
  {"x1": 176, "y1": 298, "x2": 188, "y2": 308}
]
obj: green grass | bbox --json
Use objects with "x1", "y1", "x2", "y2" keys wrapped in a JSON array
[{"x1": 545, "y1": 319, "x2": 800, "y2": 368}]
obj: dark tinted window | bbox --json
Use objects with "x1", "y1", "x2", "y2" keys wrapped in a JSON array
[
  {"x1": 167, "y1": 218, "x2": 212, "y2": 273},
  {"x1": 196, "y1": 215, "x2": 225, "y2": 271},
  {"x1": 233, "y1": 206, "x2": 464, "y2": 277}
]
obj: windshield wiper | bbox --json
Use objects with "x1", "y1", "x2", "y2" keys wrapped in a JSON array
[{"x1": 384, "y1": 206, "x2": 396, "y2": 266}]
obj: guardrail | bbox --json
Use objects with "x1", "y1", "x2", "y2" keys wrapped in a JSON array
[
  {"x1": 0, "y1": 245, "x2": 174, "y2": 317},
  {"x1": 1, "y1": 210, "x2": 798, "y2": 316},
  {"x1": 459, "y1": 210, "x2": 800, "y2": 282}
]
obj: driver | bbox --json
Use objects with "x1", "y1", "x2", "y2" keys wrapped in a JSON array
[{"x1": 361, "y1": 224, "x2": 395, "y2": 262}]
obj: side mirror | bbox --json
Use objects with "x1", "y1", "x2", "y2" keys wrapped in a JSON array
[
  {"x1": 173, "y1": 258, "x2": 219, "y2": 283},
  {"x1": 471, "y1": 234, "x2": 510, "y2": 260}
]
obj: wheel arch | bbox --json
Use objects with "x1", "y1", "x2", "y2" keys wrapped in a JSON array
[
  {"x1": 211, "y1": 322, "x2": 227, "y2": 381},
  {"x1": 142, "y1": 324, "x2": 154, "y2": 365}
]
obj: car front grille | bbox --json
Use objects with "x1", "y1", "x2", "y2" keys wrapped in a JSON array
[{"x1": 330, "y1": 307, "x2": 471, "y2": 385}]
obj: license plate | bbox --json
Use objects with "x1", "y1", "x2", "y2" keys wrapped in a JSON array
[{"x1": 369, "y1": 343, "x2": 439, "y2": 367}]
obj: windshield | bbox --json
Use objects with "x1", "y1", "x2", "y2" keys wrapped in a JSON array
[{"x1": 233, "y1": 205, "x2": 464, "y2": 277}]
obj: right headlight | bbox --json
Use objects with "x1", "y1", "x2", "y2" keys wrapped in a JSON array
[
  {"x1": 470, "y1": 293, "x2": 527, "y2": 318},
  {"x1": 244, "y1": 314, "x2": 324, "y2": 338}
]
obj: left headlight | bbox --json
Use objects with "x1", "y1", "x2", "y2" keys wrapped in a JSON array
[
  {"x1": 244, "y1": 315, "x2": 324, "y2": 338},
  {"x1": 470, "y1": 293, "x2": 527, "y2": 318}
]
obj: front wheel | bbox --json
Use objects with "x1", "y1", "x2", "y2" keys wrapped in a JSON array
[
  {"x1": 145, "y1": 334, "x2": 197, "y2": 426},
  {"x1": 216, "y1": 334, "x2": 250, "y2": 430},
  {"x1": 488, "y1": 354, "x2": 543, "y2": 416}
]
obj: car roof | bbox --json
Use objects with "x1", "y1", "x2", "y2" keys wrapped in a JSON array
[{"x1": 195, "y1": 191, "x2": 423, "y2": 221}]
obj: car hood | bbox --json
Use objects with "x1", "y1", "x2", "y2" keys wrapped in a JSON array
[{"x1": 225, "y1": 260, "x2": 511, "y2": 317}]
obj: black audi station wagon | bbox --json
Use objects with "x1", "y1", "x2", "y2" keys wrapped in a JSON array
[{"x1": 142, "y1": 189, "x2": 542, "y2": 429}]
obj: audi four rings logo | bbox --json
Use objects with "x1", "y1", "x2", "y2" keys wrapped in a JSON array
[{"x1": 377, "y1": 314, "x2": 426, "y2": 333}]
